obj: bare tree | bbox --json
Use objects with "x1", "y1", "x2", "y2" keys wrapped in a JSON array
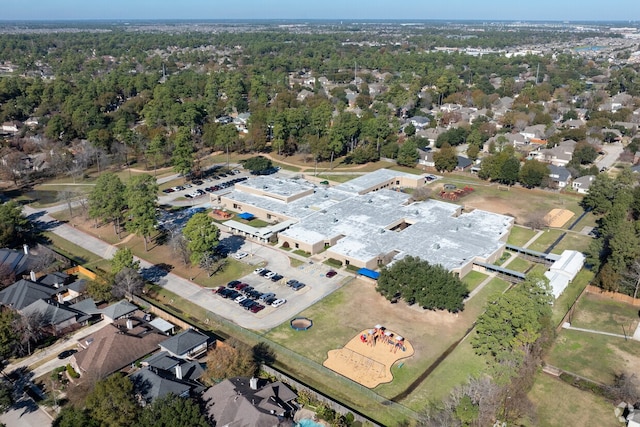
[
  {"x1": 168, "y1": 230, "x2": 190, "y2": 266},
  {"x1": 410, "y1": 186, "x2": 432, "y2": 202},
  {"x1": 112, "y1": 267, "x2": 144, "y2": 300},
  {"x1": 0, "y1": 263, "x2": 15, "y2": 289},
  {"x1": 199, "y1": 252, "x2": 227, "y2": 277},
  {"x1": 14, "y1": 311, "x2": 47, "y2": 356},
  {"x1": 524, "y1": 210, "x2": 549, "y2": 231},
  {"x1": 608, "y1": 372, "x2": 640, "y2": 404},
  {"x1": 621, "y1": 260, "x2": 640, "y2": 299},
  {"x1": 56, "y1": 190, "x2": 78, "y2": 218}
]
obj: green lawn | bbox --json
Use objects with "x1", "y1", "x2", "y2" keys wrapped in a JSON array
[
  {"x1": 549, "y1": 232, "x2": 593, "y2": 255},
  {"x1": 398, "y1": 277, "x2": 511, "y2": 410},
  {"x1": 462, "y1": 271, "x2": 488, "y2": 292},
  {"x1": 552, "y1": 269, "x2": 594, "y2": 327},
  {"x1": 315, "y1": 174, "x2": 359, "y2": 183},
  {"x1": 569, "y1": 293, "x2": 639, "y2": 334},
  {"x1": 505, "y1": 256, "x2": 532, "y2": 273},
  {"x1": 527, "y1": 373, "x2": 618, "y2": 427},
  {"x1": 44, "y1": 232, "x2": 106, "y2": 266},
  {"x1": 507, "y1": 226, "x2": 538, "y2": 247},
  {"x1": 546, "y1": 329, "x2": 640, "y2": 385},
  {"x1": 526, "y1": 229, "x2": 565, "y2": 253}
]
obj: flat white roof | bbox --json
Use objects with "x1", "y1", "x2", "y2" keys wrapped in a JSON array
[{"x1": 223, "y1": 169, "x2": 514, "y2": 272}]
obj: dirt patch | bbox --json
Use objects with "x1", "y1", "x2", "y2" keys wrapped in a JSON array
[
  {"x1": 463, "y1": 194, "x2": 525, "y2": 222},
  {"x1": 608, "y1": 344, "x2": 640, "y2": 376},
  {"x1": 544, "y1": 208, "x2": 575, "y2": 228},
  {"x1": 323, "y1": 328, "x2": 415, "y2": 388}
]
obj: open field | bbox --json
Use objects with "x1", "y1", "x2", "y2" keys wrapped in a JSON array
[
  {"x1": 527, "y1": 373, "x2": 618, "y2": 427},
  {"x1": 549, "y1": 231, "x2": 594, "y2": 255},
  {"x1": 398, "y1": 277, "x2": 510, "y2": 410},
  {"x1": 546, "y1": 293, "x2": 640, "y2": 385},
  {"x1": 551, "y1": 269, "x2": 594, "y2": 327},
  {"x1": 505, "y1": 256, "x2": 533, "y2": 273},
  {"x1": 462, "y1": 271, "x2": 488, "y2": 292},
  {"x1": 507, "y1": 226, "x2": 538, "y2": 247},
  {"x1": 526, "y1": 229, "x2": 565, "y2": 253}
]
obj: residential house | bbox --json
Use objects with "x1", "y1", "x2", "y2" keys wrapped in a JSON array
[
  {"x1": 101, "y1": 299, "x2": 138, "y2": 323},
  {"x1": 417, "y1": 149, "x2": 435, "y2": 168},
  {"x1": 572, "y1": 175, "x2": 595, "y2": 194},
  {"x1": 520, "y1": 124, "x2": 548, "y2": 142},
  {"x1": 455, "y1": 156, "x2": 473, "y2": 171},
  {"x1": 0, "y1": 279, "x2": 59, "y2": 311},
  {"x1": 131, "y1": 353, "x2": 205, "y2": 404},
  {"x1": 539, "y1": 140, "x2": 576, "y2": 167},
  {"x1": 70, "y1": 316, "x2": 166, "y2": 379},
  {"x1": 0, "y1": 245, "x2": 46, "y2": 279},
  {"x1": 296, "y1": 89, "x2": 314, "y2": 102},
  {"x1": 1, "y1": 121, "x2": 20, "y2": 133},
  {"x1": 234, "y1": 113, "x2": 251, "y2": 134},
  {"x1": 408, "y1": 116, "x2": 430, "y2": 129},
  {"x1": 202, "y1": 377, "x2": 298, "y2": 426},
  {"x1": 421, "y1": 127, "x2": 446, "y2": 146},
  {"x1": 21, "y1": 299, "x2": 89, "y2": 334},
  {"x1": 159, "y1": 328, "x2": 210, "y2": 360},
  {"x1": 548, "y1": 165, "x2": 572, "y2": 189},
  {"x1": 561, "y1": 119, "x2": 586, "y2": 129}
]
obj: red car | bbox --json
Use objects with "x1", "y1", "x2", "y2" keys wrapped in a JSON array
[
  {"x1": 213, "y1": 286, "x2": 225, "y2": 293},
  {"x1": 326, "y1": 270, "x2": 337, "y2": 278},
  {"x1": 236, "y1": 283, "x2": 249, "y2": 291},
  {"x1": 250, "y1": 304, "x2": 265, "y2": 313}
]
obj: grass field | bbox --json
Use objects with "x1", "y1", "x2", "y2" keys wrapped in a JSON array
[
  {"x1": 505, "y1": 256, "x2": 533, "y2": 273},
  {"x1": 527, "y1": 373, "x2": 618, "y2": 427},
  {"x1": 526, "y1": 229, "x2": 565, "y2": 253},
  {"x1": 547, "y1": 292, "x2": 640, "y2": 385},
  {"x1": 462, "y1": 271, "x2": 488, "y2": 292},
  {"x1": 507, "y1": 226, "x2": 538, "y2": 247},
  {"x1": 549, "y1": 231, "x2": 594, "y2": 255},
  {"x1": 551, "y1": 269, "x2": 594, "y2": 327}
]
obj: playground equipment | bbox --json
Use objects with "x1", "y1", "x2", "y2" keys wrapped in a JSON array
[{"x1": 439, "y1": 186, "x2": 474, "y2": 201}]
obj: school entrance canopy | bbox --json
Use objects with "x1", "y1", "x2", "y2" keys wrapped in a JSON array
[
  {"x1": 237, "y1": 212, "x2": 255, "y2": 220},
  {"x1": 357, "y1": 268, "x2": 380, "y2": 280}
]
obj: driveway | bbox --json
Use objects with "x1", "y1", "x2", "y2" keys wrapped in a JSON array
[
  {"x1": 23, "y1": 205, "x2": 347, "y2": 331},
  {"x1": 596, "y1": 141, "x2": 623, "y2": 170}
]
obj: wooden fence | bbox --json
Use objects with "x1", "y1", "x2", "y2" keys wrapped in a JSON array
[{"x1": 585, "y1": 285, "x2": 640, "y2": 307}]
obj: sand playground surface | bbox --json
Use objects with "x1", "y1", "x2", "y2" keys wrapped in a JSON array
[
  {"x1": 544, "y1": 208, "x2": 575, "y2": 228},
  {"x1": 323, "y1": 327, "x2": 414, "y2": 388}
]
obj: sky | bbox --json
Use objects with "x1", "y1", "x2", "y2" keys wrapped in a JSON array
[{"x1": 1, "y1": 0, "x2": 639, "y2": 22}]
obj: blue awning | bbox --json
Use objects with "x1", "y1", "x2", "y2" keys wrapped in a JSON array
[
  {"x1": 357, "y1": 268, "x2": 380, "y2": 279},
  {"x1": 237, "y1": 212, "x2": 255, "y2": 220}
]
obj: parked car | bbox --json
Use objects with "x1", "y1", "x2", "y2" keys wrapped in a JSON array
[
  {"x1": 253, "y1": 267, "x2": 265, "y2": 275},
  {"x1": 234, "y1": 295, "x2": 247, "y2": 304},
  {"x1": 326, "y1": 270, "x2": 338, "y2": 278},
  {"x1": 265, "y1": 271, "x2": 277, "y2": 279},
  {"x1": 259, "y1": 292, "x2": 275, "y2": 302},
  {"x1": 227, "y1": 280, "x2": 241, "y2": 288},
  {"x1": 236, "y1": 283, "x2": 249, "y2": 291},
  {"x1": 286, "y1": 279, "x2": 299, "y2": 287},
  {"x1": 292, "y1": 282, "x2": 306, "y2": 291},
  {"x1": 213, "y1": 286, "x2": 225, "y2": 294},
  {"x1": 259, "y1": 269, "x2": 271, "y2": 277},
  {"x1": 270, "y1": 274, "x2": 283, "y2": 282},
  {"x1": 250, "y1": 303, "x2": 265, "y2": 313},
  {"x1": 272, "y1": 298, "x2": 287, "y2": 308},
  {"x1": 265, "y1": 296, "x2": 278, "y2": 306},
  {"x1": 233, "y1": 251, "x2": 249, "y2": 260},
  {"x1": 58, "y1": 349, "x2": 77, "y2": 359},
  {"x1": 242, "y1": 300, "x2": 257, "y2": 310},
  {"x1": 162, "y1": 188, "x2": 175, "y2": 193}
]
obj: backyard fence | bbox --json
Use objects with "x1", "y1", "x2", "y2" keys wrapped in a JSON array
[{"x1": 585, "y1": 285, "x2": 640, "y2": 307}]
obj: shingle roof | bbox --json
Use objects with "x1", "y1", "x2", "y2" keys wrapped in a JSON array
[
  {"x1": 159, "y1": 329, "x2": 208, "y2": 357},
  {"x1": 73, "y1": 320, "x2": 166, "y2": 378},
  {"x1": 0, "y1": 279, "x2": 58, "y2": 310},
  {"x1": 130, "y1": 367, "x2": 192, "y2": 402},
  {"x1": 101, "y1": 299, "x2": 138, "y2": 321},
  {"x1": 21, "y1": 299, "x2": 81, "y2": 326},
  {"x1": 38, "y1": 271, "x2": 69, "y2": 287},
  {"x1": 202, "y1": 377, "x2": 297, "y2": 427},
  {"x1": 70, "y1": 298, "x2": 101, "y2": 316}
]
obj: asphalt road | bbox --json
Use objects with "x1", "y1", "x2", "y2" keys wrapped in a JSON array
[
  {"x1": 596, "y1": 141, "x2": 623, "y2": 170},
  {"x1": 23, "y1": 204, "x2": 347, "y2": 331}
]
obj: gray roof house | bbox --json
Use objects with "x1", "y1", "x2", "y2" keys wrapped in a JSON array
[
  {"x1": 159, "y1": 329, "x2": 210, "y2": 360},
  {"x1": 131, "y1": 362, "x2": 205, "y2": 403},
  {"x1": 548, "y1": 165, "x2": 572, "y2": 189},
  {"x1": 572, "y1": 175, "x2": 596, "y2": 194},
  {"x1": 21, "y1": 299, "x2": 88, "y2": 333},
  {"x1": 0, "y1": 246, "x2": 42, "y2": 278},
  {"x1": 203, "y1": 377, "x2": 298, "y2": 426},
  {"x1": 455, "y1": 156, "x2": 473, "y2": 171},
  {"x1": 143, "y1": 351, "x2": 205, "y2": 382},
  {"x1": 0, "y1": 279, "x2": 58, "y2": 310},
  {"x1": 101, "y1": 299, "x2": 138, "y2": 322}
]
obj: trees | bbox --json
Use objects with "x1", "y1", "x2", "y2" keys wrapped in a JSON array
[
  {"x1": 396, "y1": 138, "x2": 419, "y2": 167},
  {"x1": 182, "y1": 213, "x2": 220, "y2": 265},
  {"x1": 88, "y1": 173, "x2": 126, "y2": 236},
  {"x1": 112, "y1": 268, "x2": 145, "y2": 300},
  {"x1": 110, "y1": 247, "x2": 139, "y2": 275},
  {"x1": 0, "y1": 308, "x2": 18, "y2": 360},
  {"x1": 518, "y1": 159, "x2": 550, "y2": 188},
  {"x1": 171, "y1": 127, "x2": 194, "y2": 177},
  {"x1": 85, "y1": 374, "x2": 140, "y2": 427},
  {"x1": 125, "y1": 174, "x2": 158, "y2": 251},
  {"x1": 0, "y1": 201, "x2": 31, "y2": 248},
  {"x1": 241, "y1": 156, "x2": 272, "y2": 174},
  {"x1": 137, "y1": 394, "x2": 209, "y2": 427},
  {"x1": 433, "y1": 143, "x2": 458, "y2": 172},
  {"x1": 472, "y1": 273, "x2": 552, "y2": 363},
  {"x1": 53, "y1": 406, "x2": 98, "y2": 427},
  {"x1": 376, "y1": 256, "x2": 468, "y2": 312},
  {"x1": 206, "y1": 339, "x2": 259, "y2": 382}
]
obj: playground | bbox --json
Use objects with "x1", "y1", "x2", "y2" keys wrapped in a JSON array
[
  {"x1": 323, "y1": 326, "x2": 414, "y2": 388},
  {"x1": 439, "y1": 185, "x2": 474, "y2": 201}
]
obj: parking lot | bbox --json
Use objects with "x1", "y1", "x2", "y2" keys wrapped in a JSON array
[{"x1": 184, "y1": 239, "x2": 347, "y2": 330}]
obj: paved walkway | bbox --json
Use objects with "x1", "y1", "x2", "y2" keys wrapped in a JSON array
[{"x1": 562, "y1": 323, "x2": 636, "y2": 341}]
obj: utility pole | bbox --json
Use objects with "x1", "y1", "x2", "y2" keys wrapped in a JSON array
[{"x1": 536, "y1": 63, "x2": 540, "y2": 85}]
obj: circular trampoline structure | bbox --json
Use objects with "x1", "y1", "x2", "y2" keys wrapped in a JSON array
[{"x1": 290, "y1": 317, "x2": 313, "y2": 331}]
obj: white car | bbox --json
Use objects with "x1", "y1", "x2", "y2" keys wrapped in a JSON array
[
  {"x1": 233, "y1": 251, "x2": 248, "y2": 260},
  {"x1": 235, "y1": 295, "x2": 247, "y2": 304},
  {"x1": 253, "y1": 267, "x2": 265, "y2": 275},
  {"x1": 265, "y1": 271, "x2": 277, "y2": 279},
  {"x1": 271, "y1": 298, "x2": 286, "y2": 308}
]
